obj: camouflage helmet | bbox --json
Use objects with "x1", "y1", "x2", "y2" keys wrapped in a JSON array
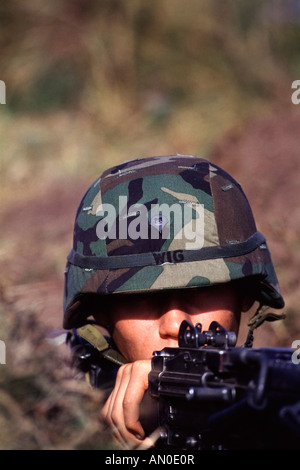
[{"x1": 63, "y1": 155, "x2": 284, "y2": 329}]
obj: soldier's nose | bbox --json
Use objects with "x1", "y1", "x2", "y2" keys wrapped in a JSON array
[{"x1": 158, "y1": 304, "x2": 190, "y2": 343}]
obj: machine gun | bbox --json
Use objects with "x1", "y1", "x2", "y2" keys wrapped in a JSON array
[{"x1": 142, "y1": 319, "x2": 300, "y2": 450}]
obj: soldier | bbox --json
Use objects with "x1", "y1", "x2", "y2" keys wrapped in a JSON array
[{"x1": 63, "y1": 155, "x2": 284, "y2": 448}]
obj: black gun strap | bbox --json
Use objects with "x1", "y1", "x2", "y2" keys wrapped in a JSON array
[{"x1": 77, "y1": 324, "x2": 127, "y2": 366}]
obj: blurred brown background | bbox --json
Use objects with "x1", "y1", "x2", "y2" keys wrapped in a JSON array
[{"x1": 0, "y1": 0, "x2": 300, "y2": 449}]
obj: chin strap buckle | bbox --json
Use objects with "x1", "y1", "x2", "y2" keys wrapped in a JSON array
[{"x1": 244, "y1": 304, "x2": 286, "y2": 348}]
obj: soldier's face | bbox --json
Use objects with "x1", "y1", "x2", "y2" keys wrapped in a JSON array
[{"x1": 103, "y1": 285, "x2": 249, "y2": 361}]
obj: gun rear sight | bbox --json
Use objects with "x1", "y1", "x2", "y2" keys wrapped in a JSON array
[{"x1": 178, "y1": 320, "x2": 237, "y2": 349}]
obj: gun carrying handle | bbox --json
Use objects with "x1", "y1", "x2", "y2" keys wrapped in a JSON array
[{"x1": 238, "y1": 349, "x2": 268, "y2": 409}]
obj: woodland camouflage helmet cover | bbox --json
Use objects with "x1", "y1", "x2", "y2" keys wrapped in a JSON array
[{"x1": 63, "y1": 155, "x2": 284, "y2": 329}]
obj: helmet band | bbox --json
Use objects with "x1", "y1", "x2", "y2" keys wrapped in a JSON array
[{"x1": 67, "y1": 231, "x2": 266, "y2": 270}]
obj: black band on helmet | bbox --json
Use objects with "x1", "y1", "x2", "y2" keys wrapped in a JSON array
[{"x1": 67, "y1": 231, "x2": 266, "y2": 270}]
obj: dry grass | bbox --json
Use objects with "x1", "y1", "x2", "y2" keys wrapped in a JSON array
[{"x1": 0, "y1": 294, "x2": 116, "y2": 450}]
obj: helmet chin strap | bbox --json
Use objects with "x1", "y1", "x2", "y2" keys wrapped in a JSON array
[{"x1": 244, "y1": 304, "x2": 286, "y2": 348}]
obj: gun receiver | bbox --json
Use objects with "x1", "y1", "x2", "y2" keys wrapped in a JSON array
[{"x1": 145, "y1": 320, "x2": 300, "y2": 450}]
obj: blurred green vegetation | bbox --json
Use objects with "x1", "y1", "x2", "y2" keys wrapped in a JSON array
[
  {"x1": 0, "y1": 0, "x2": 298, "y2": 187},
  {"x1": 1, "y1": 0, "x2": 300, "y2": 450}
]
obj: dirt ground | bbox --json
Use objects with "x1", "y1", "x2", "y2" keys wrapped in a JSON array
[
  {"x1": 1, "y1": 108, "x2": 300, "y2": 347},
  {"x1": 0, "y1": 176, "x2": 89, "y2": 330},
  {"x1": 211, "y1": 108, "x2": 300, "y2": 345}
]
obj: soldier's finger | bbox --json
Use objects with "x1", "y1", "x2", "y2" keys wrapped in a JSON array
[{"x1": 122, "y1": 360, "x2": 151, "y2": 439}]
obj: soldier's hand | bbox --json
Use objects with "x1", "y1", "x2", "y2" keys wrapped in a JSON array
[{"x1": 101, "y1": 360, "x2": 152, "y2": 449}]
